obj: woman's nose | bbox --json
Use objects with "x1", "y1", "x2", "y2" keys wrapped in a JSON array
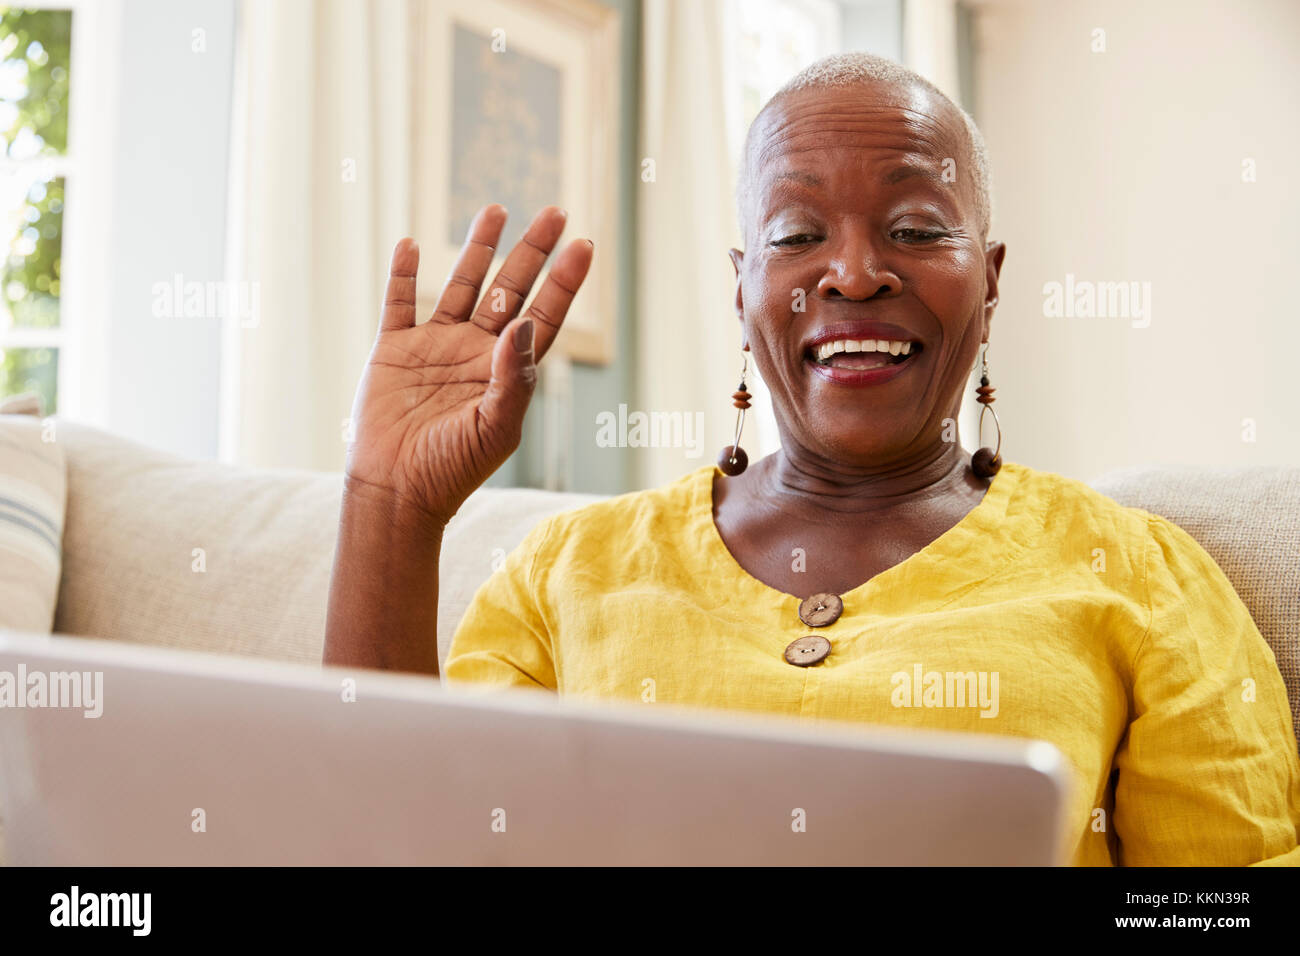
[{"x1": 815, "y1": 235, "x2": 902, "y2": 300}]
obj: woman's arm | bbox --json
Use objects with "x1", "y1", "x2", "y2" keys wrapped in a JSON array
[
  {"x1": 322, "y1": 204, "x2": 593, "y2": 675},
  {"x1": 1113, "y1": 514, "x2": 1300, "y2": 865},
  {"x1": 324, "y1": 479, "x2": 447, "y2": 674}
]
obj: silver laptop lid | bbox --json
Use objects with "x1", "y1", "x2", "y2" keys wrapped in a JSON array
[{"x1": 0, "y1": 630, "x2": 1072, "y2": 865}]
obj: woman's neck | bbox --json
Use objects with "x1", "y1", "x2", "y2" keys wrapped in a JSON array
[{"x1": 756, "y1": 441, "x2": 983, "y2": 521}]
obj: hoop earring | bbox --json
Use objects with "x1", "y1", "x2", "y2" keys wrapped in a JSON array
[
  {"x1": 972, "y1": 342, "x2": 1002, "y2": 478},
  {"x1": 717, "y1": 353, "x2": 751, "y2": 476}
]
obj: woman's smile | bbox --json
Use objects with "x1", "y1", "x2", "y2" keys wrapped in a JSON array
[{"x1": 802, "y1": 322, "x2": 925, "y2": 386}]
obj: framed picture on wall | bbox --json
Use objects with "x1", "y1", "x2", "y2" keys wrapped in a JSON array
[{"x1": 412, "y1": 0, "x2": 620, "y2": 365}]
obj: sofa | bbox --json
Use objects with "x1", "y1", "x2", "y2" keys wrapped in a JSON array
[{"x1": 13, "y1": 418, "x2": 1300, "y2": 753}]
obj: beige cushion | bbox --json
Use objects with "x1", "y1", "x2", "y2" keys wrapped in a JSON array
[
  {"x1": 52, "y1": 421, "x2": 601, "y2": 674},
  {"x1": 54, "y1": 422, "x2": 342, "y2": 663},
  {"x1": 0, "y1": 413, "x2": 65, "y2": 634},
  {"x1": 1090, "y1": 465, "x2": 1300, "y2": 748}
]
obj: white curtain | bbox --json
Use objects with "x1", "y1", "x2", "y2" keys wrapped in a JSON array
[
  {"x1": 223, "y1": 0, "x2": 412, "y2": 469},
  {"x1": 636, "y1": 0, "x2": 747, "y2": 490}
]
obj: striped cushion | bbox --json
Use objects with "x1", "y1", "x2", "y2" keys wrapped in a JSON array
[{"x1": 0, "y1": 413, "x2": 66, "y2": 633}]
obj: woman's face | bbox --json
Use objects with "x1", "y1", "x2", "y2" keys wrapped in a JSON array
[{"x1": 731, "y1": 80, "x2": 1005, "y2": 472}]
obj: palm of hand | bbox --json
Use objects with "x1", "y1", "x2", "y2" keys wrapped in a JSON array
[{"x1": 344, "y1": 204, "x2": 593, "y2": 523}]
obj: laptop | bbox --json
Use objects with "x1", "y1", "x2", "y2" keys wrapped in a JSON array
[{"x1": 0, "y1": 630, "x2": 1072, "y2": 865}]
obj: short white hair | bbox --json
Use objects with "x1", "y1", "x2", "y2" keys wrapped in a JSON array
[{"x1": 737, "y1": 52, "x2": 992, "y2": 243}]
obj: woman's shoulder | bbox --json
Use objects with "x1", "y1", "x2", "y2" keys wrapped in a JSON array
[
  {"x1": 1001, "y1": 459, "x2": 1245, "y2": 606},
  {"x1": 1003, "y1": 459, "x2": 1157, "y2": 542}
]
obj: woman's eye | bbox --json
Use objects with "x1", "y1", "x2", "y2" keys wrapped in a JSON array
[
  {"x1": 892, "y1": 228, "x2": 948, "y2": 243},
  {"x1": 770, "y1": 233, "x2": 817, "y2": 247}
]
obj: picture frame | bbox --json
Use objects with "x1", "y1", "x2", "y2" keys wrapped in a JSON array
[{"x1": 412, "y1": 0, "x2": 620, "y2": 365}]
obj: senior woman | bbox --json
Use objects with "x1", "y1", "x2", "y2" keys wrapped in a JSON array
[{"x1": 324, "y1": 53, "x2": 1300, "y2": 866}]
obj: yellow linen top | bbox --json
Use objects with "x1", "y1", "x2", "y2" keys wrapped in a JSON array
[{"x1": 444, "y1": 460, "x2": 1300, "y2": 866}]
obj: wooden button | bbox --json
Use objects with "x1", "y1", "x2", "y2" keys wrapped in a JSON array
[
  {"x1": 784, "y1": 635, "x2": 832, "y2": 667},
  {"x1": 798, "y1": 592, "x2": 843, "y2": 627}
]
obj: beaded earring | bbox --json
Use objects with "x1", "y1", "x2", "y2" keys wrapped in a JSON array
[
  {"x1": 971, "y1": 341, "x2": 1003, "y2": 478},
  {"x1": 717, "y1": 353, "x2": 751, "y2": 476}
]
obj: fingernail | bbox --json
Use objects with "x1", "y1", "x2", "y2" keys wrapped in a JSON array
[{"x1": 514, "y1": 318, "x2": 534, "y2": 352}]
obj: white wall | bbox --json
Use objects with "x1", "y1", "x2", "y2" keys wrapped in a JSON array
[
  {"x1": 841, "y1": 0, "x2": 903, "y2": 59},
  {"x1": 101, "y1": 0, "x2": 235, "y2": 460},
  {"x1": 968, "y1": 0, "x2": 1300, "y2": 480}
]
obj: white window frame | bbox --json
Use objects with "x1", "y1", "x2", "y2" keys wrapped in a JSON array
[{"x1": 0, "y1": 0, "x2": 118, "y2": 424}]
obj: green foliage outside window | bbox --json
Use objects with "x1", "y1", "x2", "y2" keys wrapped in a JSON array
[
  {"x1": 0, "y1": 7, "x2": 70, "y2": 155},
  {"x1": 0, "y1": 6, "x2": 71, "y2": 414}
]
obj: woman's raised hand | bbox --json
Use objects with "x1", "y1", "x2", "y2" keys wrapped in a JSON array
[{"x1": 345, "y1": 204, "x2": 593, "y2": 525}]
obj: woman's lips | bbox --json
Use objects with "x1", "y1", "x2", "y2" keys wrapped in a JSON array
[{"x1": 805, "y1": 349, "x2": 919, "y2": 385}]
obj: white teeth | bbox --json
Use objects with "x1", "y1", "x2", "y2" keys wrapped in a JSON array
[{"x1": 814, "y1": 338, "x2": 916, "y2": 362}]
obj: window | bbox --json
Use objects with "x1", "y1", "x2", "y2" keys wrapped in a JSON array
[
  {"x1": 0, "y1": 4, "x2": 70, "y2": 415},
  {"x1": 724, "y1": 0, "x2": 841, "y2": 165}
]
